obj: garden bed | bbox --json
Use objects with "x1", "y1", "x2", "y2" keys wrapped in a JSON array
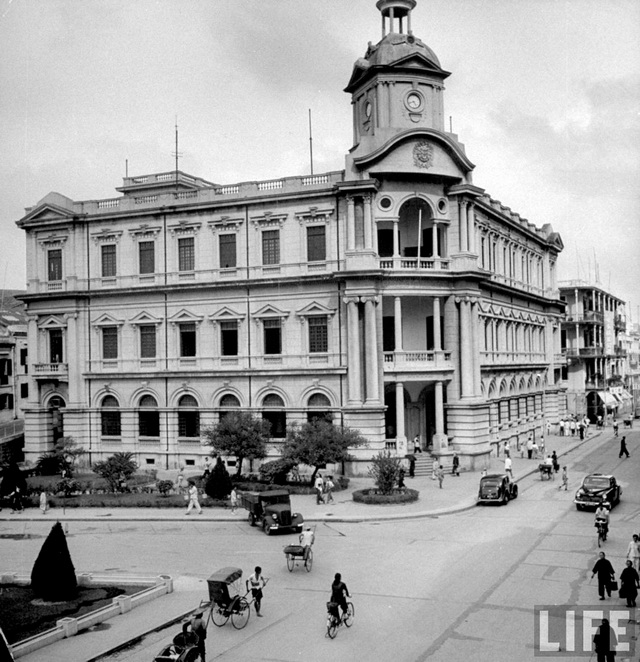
[
  {"x1": 352, "y1": 488, "x2": 419, "y2": 505},
  {"x1": 0, "y1": 584, "x2": 147, "y2": 645}
]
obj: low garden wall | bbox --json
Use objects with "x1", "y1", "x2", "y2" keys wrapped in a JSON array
[{"x1": 352, "y1": 488, "x2": 419, "y2": 505}]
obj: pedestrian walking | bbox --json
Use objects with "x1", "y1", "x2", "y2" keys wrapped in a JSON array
[
  {"x1": 203, "y1": 456, "x2": 212, "y2": 479},
  {"x1": 324, "y1": 476, "x2": 335, "y2": 503},
  {"x1": 539, "y1": 436, "x2": 545, "y2": 456},
  {"x1": 185, "y1": 481, "x2": 202, "y2": 515},
  {"x1": 246, "y1": 566, "x2": 267, "y2": 617},
  {"x1": 9, "y1": 487, "x2": 23, "y2": 513},
  {"x1": 408, "y1": 455, "x2": 416, "y2": 478},
  {"x1": 176, "y1": 466, "x2": 186, "y2": 494},
  {"x1": 314, "y1": 473, "x2": 325, "y2": 504},
  {"x1": 591, "y1": 551, "x2": 615, "y2": 600},
  {"x1": 613, "y1": 420, "x2": 619, "y2": 437},
  {"x1": 558, "y1": 419, "x2": 565, "y2": 437},
  {"x1": 526, "y1": 435, "x2": 534, "y2": 459},
  {"x1": 559, "y1": 466, "x2": 568, "y2": 491},
  {"x1": 39, "y1": 490, "x2": 48, "y2": 515},
  {"x1": 451, "y1": 453, "x2": 460, "y2": 476},
  {"x1": 230, "y1": 486, "x2": 239, "y2": 513},
  {"x1": 619, "y1": 436, "x2": 630, "y2": 458},
  {"x1": 593, "y1": 618, "x2": 617, "y2": 662},
  {"x1": 504, "y1": 455, "x2": 513, "y2": 480},
  {"x1": 531, "y1": 441, "x2": 539, "y2": 460},
  {"x1": 436, "y1": 464, "x2": 444, "y2": 489},
  {"x1": 579, "y1": 422, "x2": 585, "y2": 440},
  {"x1": 626, "y1": 534, "x2": 640, "y2": 572},
  {"x1": 413, "y1": 435, "x2": 422, "y2": 453},
  {"x1": 570, "y1": 419, "x2": 577, "y2": 436},
  {"x1": 189, "y1": 608, "x2": 207, "y2": 662},
  {"x1": 546, "y1": 421, "x2": 551, "y2": 437},
  {"x1": 503, "y1": 440, "x2": 510, "y2": 456},
  {"x1": 619, "y1": 560, "x2": 639, "y2": 608},
  {"x1": 397, "y1": 468, "x2": 406, "y2": 490},
  {"x1": 551, "y1": 451, "x2": 559, "y2": 473}
]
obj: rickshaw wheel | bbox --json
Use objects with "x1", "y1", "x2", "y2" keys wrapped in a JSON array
[
  {"x1": 305, "y1": 549, "x2": 313, "y2": 572},
  {"x1": 211, "y1": 604, "x2": 230, "y2": 627},
  {"x1": 286, "y1": 554, "x2": 294, "y2": 571},
  {"x1": 183, "y1": 649, "x2": 200, "y2": 662},
  {"x1": 231, "y1": 597, "x2": 250, "y2": 629}
]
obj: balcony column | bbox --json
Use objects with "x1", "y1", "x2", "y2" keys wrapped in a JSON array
[
  {"x1": 363, "y1": 194, "x2": 373, "y2": 249},
  {"x1": 432, "y1": 222, "x2": 439, "y2": 258},
  {"x1": 395, "y1": 381, "x2": 406, "y2": 442},
  {"x1": 458, "y1": 297, "x2": 474, "y2": 397},
  {"x1": 392, "y1": 219, "x2": 400, "y2": 258},
  {"x1": 344, "y1": 297, "x2": 362, "y2": 404},
  {"x1": 433, "y1": 380, "x2": 447, "y2": 450},
  {"x1": 65, "y1": 313, "x2": 79, "y2": 405},
  {"x1": 363, "y1": 296, "x2": 380, "y2": 403},
  {"x1": 471, "y1": 299, "x2": 481, "y2": 395},
  {"x1": 467, "y1": 202, "x2": 476, "y2": 253},
  {"x1": 433, "y1": 296, "x2": 442, "y2": 351},
  {"x1": 26, "y1": 316, "x2": 39, "y2": 406},
  {"x1": 459, "y1": 200, "x2": 468, "y2": 251},
  {"x1": 392, "y1": 297, "x2": 404, "y2": 354},
  {"x1": 346, "y1": 196, "x2": 355, "y2": 251}
]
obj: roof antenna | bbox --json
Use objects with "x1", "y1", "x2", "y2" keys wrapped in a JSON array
[
  {"x1": 449, "y1": 116, "x2": 453, "y2": 133},
  {"x1": 172, "y1": 116, "x2": 183, "y2": 187},
  {"x1": 125, "y1": 159, "x2": 129, "y2": 178},
  {"x1": 308, "y1": 109, "x2": 314, "y2": 176}
]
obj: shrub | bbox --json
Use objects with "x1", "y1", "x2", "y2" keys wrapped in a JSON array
[
  {"x1": 56, "y1": 478, "x2": 81, "y2": 497},
  {"x1": 352, "y1": 488, "x2": 419, "y2": 504},
  {"x1": 93, "y1": 452, "x2": 138, "y2": 492},
  {"x1": 156, "y1": 480, "x2": 174, "y2": 496},
  {"x1": 258, "y1": 458, "x2": 296, "y2": 485},
  {"x1": 368, "y1": 451, "x2": 402, "y2": 495}
]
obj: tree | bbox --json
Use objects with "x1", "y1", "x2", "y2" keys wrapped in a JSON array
[
  {"x1": 31, "y1": 521, "x2": 77, "y2": 601},
  {"x1": 283, "y1": 419, "x2": 367, "y2": 484},
  {"x1": 368, "y1": 451, "x2": 402, "y2": 494},
  {"x1": 34, "y1": 436, "x2": 86, "y2": 477},
  {"x1": 205, "y1": 456, "x2": 233, "y2": 499},
  {"x1": 93, "y1": 452, "x2": 138, "y2": 492},
  {"x1": 202, "y1": 412, "x2": 270, "y2": 477}
]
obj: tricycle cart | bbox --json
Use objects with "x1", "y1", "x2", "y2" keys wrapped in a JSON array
[
  {"x1": 153, "y1": 623, "x2": 200, "y2": 661},
  {"x1": 283, "y1": 544, "x2": 313, "y2": 572},
  {"x1": 200, "y1": 567, "x2": 251, "y2": 630},
  {"x1": 539, "y1": 463, "x2": 554, "y2": 480}
]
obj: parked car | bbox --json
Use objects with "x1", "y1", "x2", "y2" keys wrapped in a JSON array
[
  {"x1": 241, "y1": 489, "x2": 304, "y2": 535},
  {"x1": 574, "y1": 473, "x2": 621, "y2": 511},
  {"x1": 477, "y1": 473, "x2": 518, "y2": 505}
]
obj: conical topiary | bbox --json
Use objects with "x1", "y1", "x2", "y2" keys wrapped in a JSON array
[
  {"x1": 30, "y1": 522, "x2": 77, "y2": 601},
  {"x1": 205, "y1": 457, "x2": 233, "y2": 500}
]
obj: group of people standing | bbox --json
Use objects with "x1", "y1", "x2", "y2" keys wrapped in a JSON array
[
  {"x1": 558, "y1": 415, "x2": 589, "y2": 438},
  {"x1": 314, "y1": 473, "x2": 335, "y2": 505}
]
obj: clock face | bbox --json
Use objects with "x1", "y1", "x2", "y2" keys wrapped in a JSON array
[{"x1": 406, "y1": 92, "x2": 422, "y2": 110}]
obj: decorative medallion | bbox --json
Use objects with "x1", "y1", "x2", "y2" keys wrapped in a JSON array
[{"x1": 413, "y1": 141, "x2": 434, "y2": 169}]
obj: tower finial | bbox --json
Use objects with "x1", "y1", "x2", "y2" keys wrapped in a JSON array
[{"x1": 376, "y1": 0, "x2": 417, "y2": 38}]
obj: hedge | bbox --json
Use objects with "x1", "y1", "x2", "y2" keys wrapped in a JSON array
[{"x1": 352, "y1": 488, "x2": 419, "y2": 505}]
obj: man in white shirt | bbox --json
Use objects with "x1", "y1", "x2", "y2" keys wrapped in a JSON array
[
  {"x1": 504, "y1": 456, "x2": 513, "y2": 479},
  {"x1": 314, "y1": 474, "x2": 325, "y2": 504},
  {"x1": 299, "y1": 526, "x2": 314, "y2": 560}
]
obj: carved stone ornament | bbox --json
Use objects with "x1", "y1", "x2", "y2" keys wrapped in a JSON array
[{"x1": 413, "y1": 141, "x2": 434, "y2": 169}]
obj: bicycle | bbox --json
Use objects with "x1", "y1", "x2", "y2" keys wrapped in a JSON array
[
  {"x1": 595, "y1": 520, "x2": 607, "y2": 547},
  {"x1": 326, "y1": 600, "x2": 355, "y2": 639}
]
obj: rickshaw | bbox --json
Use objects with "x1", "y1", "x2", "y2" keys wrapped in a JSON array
[
  {"x1": 200, "y1": 567, "x2": 251, "y2": 630},
  {"x1": 283, "y1": 544, "x2": 313, "y2": 572},
  {"x1": 153, "y1": 623, "x2": 200, "y2": 661},
  {"x1": 538, "y1": 463, "x2": 554, "y2": 480}
]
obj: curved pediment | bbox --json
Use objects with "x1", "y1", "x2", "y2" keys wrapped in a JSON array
[{"x1": 352, "y1": 129, "x2": 475, "y2": 179}]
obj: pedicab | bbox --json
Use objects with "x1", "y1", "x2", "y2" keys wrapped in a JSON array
[
  {"x1": 199, "y1": 567, "x2": 251, "y2": 630},
  {"x1": 539, "y1": 462, "x2": 554, "y2": 480},
  {"x1": 283, "y1": 544, "x2": 313, "y2": 572},
  {"x1": 153, "y1": 622, "x2": 200, "y2": 662}
]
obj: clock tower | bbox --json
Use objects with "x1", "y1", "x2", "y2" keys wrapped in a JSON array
[{"x1": 345, "y1": 0, "x2": 451, "y2": 161}]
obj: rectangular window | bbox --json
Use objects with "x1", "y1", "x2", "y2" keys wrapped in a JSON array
[
  {"x1": 178, "y1": 237, "x2": 195, "y2": 271},
  {"x1": 49, "y1": 329, "x2": 63, "y2": 363},
  {"x1": 180, "y1": 323, "x2": 196, "y2": 357},
  {"x1": 219, "y1": 234, "x2": 237, "y2": 269},
  {"x1": 101, "y1": 411, "x2": 121, "y2": 436},
  {"x1": 179, "y1": 411, "x2": 200, "y2": 437},
  {"x1": 139, "y1": 241, "x2": 155, "y2": 274},
  {"x1": 263, "y1": 319, "x2": 281, "y2": 355},
  {"x1": 221, "y1": 320, "x2": 238, "y2": 356},
  {"x1": 101, "y1": 244, "x2": 117, "y2": 278},
  {"x1": 48, "y1": 249, "x2": 62, "y2": 281},
  {"x1": 139, "y1": 411, "x2": 160, "y2": 437},
  {"x1": 0, "y1": 359, "x2": 10, "y2": 386},
  {"x1": 262, "y1": 230, "x2": 280, "y2": 265},
  {"x1": 262, "y1": 411, "x2": 286, "y2": 438},
  {"x1": 140, "y1": 325, "x2": 156, "y2": 358},
  {"x1": 306, "y1": 225, "x2": 326, "y2": 262},
  {"x1": 20, "y1": 383, "x2": 29, "y2": 399},
  {"x1": 308, "y1": 316, "x2": 328, "y2": 353},
  {"x1": 20, "y1": 348, "x2": 28, "y2": 369},
  {"x1": 102, "y1": 326, "x2": 118, "y2": 359}
]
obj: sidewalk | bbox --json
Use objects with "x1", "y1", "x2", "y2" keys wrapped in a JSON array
[
  {"x1": 4, "y1": 428, "x2": 611, "y2": 662},
  {"x1": 1, "y1": 429, "x2": 604, "y2": 526}
]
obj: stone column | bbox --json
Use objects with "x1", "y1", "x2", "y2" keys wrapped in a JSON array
[
  {"x1": 26, "y1": 316, "x2": 40, "y2": 406},
  {"x1": 432, "y1": 222, "x2": 439, "y2": 258},
  {"x1": 65, "y1": 313, "x2": 79, "y2": 405},
  {"x1": 395, "y1": 381, "x2": 405, "y2": 440},
  {"x1": 433, "y1": 296, "x2": 441, "y2": 351},
  {"x1": 433, "y1": 380, "x2": 447, "y2": 449},
  {"x1": 458, "y1": 298, "x2": 474, "y2": 397},
  {"x1": 393, "y1": 219, "x2": 400, "y2": 258},
  {"x1": 346, "y1": 196, "x2": 355, "y2": 251},
  {"x1": 467, "y1": 202, "x2": 476, "y2": 253},
  {"x1": 459, "y1": 200, "x2": 468, "y2": 251},
  {"x1": 363, "y1": 296, "x2": 380, "y2": 403},
  {"x1": 394, "y1": 296, "x2": 403, "y2": 352},
  {"x1": 363, "y1": 194, "x2": 373, "y2": 249},
  {"x1": 470, "y1": 299, "x2": 481, "y2": 395},
  {"x1": 345, "y1": 297, "x2": 362, "y2": 404}
]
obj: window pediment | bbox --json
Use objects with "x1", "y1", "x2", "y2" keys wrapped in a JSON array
[
  {"x1": 208, "y1": 216, "x2": 244, "y2": 234},
  {"x1": 128, "y1": 224, "x2": 162, "y2": 239},
  {"x1": 168, "y1": 220, "x2": 202, "y2": 237},
  {"x1": 38, "y1": 232, "x2": 69, "y2": 248},
  {"x1": 250, "y1": 211, "x2": 287, "y2": 231},
  {"x1": 208, "y1": 307, "x2": 246, "y2": 323},
  {"x1": 253, "y1": 304, "x2": 290, "y2": 320},
  {"x1": 296, "y1": 302, "x2": 336, "y2": 318},
  {"x1": 91, "y1": 229, "x2": 123, "y2": 244},
  {"x1": 129, "y1": 311, "x2": 163, "y2": 326},
  {"x1": 37, "y1": 315, "x2": 67, "y2": 330},
  {"x1": 295, "y1": 207, "x2": 335, "y2": 225},
  {"x1": 92, "y1": 313, "x2": 125, "y2": 327},
  {"x1": 167, "y1": 309, "x2": 204, "y2": 325}
]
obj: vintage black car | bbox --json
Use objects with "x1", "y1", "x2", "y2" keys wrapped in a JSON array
[
  {"x1": 574, "y1": 473, "x2": 622, "y2": 510},
  {"x1": 241, "y1": 489, "x2": 304, "y2": 535},
  {"x1": 477, "y1": 473, "x2": 518, "y2": 505}
]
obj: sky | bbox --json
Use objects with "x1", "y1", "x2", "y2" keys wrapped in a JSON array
[{"x1": 0, "y1": 0, "x2": 638, "y2": 315}]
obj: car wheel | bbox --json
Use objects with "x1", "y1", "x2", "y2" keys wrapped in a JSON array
[
  {"x1": 511, "y1": 485, "x2": 518, "y2": 499},
  {"x1": 263, "y1": 520, "x2": 272, "y2": 535},
  {"x1": 576, "y1": 504, "x2": 584, "y2": 511}
]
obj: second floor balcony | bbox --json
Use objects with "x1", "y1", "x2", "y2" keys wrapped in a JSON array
[
  {"x1": 33, "y1": 362, "x2": 68, "y2": 379},
  {"x1": 383, "y1": 350, "x2": 453, "y2": 373},
  {"x1": 564, "y1": 347, "x2": 604, "y2": 358}
]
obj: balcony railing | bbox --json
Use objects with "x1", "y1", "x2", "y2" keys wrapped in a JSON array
[
  {"x1": 0, "y1": 419, "x2": 24, "y2": 441},
  {"x1": 481, "y1": 351, "x2": 547, "y2": 365},
  {"x1": 33, "y1": 363, "x2": 68, "y2": 377},
  {"x1": 564, "y1": 311, "x2": 604, "y2": 324},
  {"x1": 564, "y1": 347, "x2": 604, "y2": 358},
  {"x1": 379, "y1": 257, "x2": 450, "y2": 271},
  {"x1": 383, "y1": 350, "x2": 452, "y2": 371}
]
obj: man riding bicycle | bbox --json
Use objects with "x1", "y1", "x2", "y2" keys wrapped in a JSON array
[
  {"x1": 329, "y1": 572, "x2": 351, "y2": 622},
  {"x1": 595, "y1": 503, "x2": 610, "y2": 539}
]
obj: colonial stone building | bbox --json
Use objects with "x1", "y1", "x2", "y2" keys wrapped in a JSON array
[{"x1": 16, "y1": 0, "x2": 565, "y2": 474}]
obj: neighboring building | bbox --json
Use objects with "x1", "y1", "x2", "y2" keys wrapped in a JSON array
[
  {"x1": 621, "y1": 321, "x2": 640, "y2": 416},
  {"x1": 16, "y1": 0, "x2": 565, "y2": 474},
  {"x1": 0, "y1": 291, "x2": 28, "y2": 463},
  {"x1": 559, "y1": 280, "x2": 632, "y2": 421}
]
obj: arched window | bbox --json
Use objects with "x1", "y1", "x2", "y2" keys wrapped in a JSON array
[
  {"x1": 218, "y1": 393, "x2": 240, "y2": 423},
  {"x1": 307, "y1": 392, "x2": 332, "y2": 423},
  {"x1": 262, "y1": 393, "x2": 286, "y2": 438},
  {"x1": 139, "y1": 395, "x2": 159, "y2": 438},
  {"x1": 101, "y1": 395, "x2": 121, "y2": 436},
  {"x1": 178, "y1": 394, "x2": 200, "y2": 438}
]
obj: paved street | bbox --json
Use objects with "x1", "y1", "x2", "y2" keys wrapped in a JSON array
[{"x1": 2, "y1": 429, "x2": 638, "y2": 661}]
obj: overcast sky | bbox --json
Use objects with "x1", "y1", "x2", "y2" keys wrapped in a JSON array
[{"x1": 1, "y1": 0, "x2": 638, "y2": 315}]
